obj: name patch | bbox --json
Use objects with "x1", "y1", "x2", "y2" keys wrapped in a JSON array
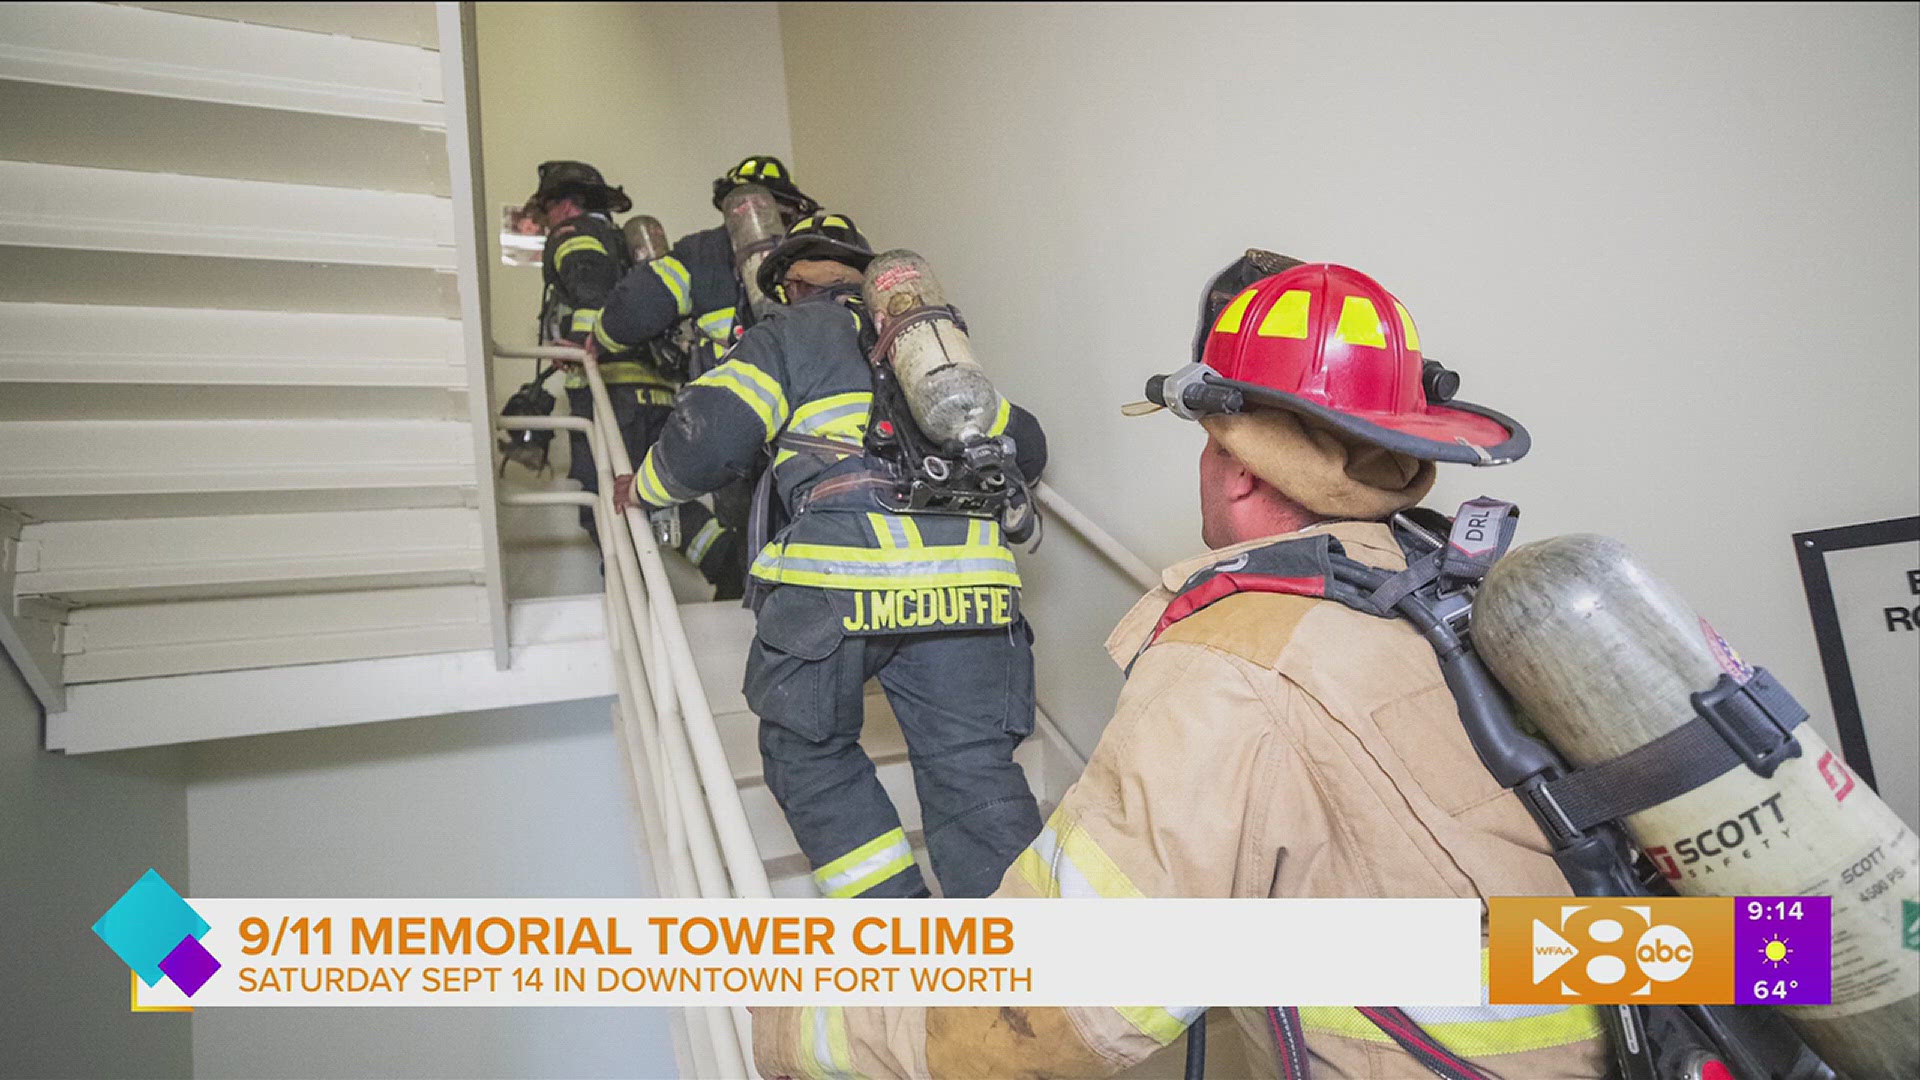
[{"x1": 837, "y1": 586, "x2": 1017, "y2": 634}]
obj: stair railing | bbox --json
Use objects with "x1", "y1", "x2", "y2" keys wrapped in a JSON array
[{"x1": 493, "y1": 342, "x2": 763, "y2": 1078}]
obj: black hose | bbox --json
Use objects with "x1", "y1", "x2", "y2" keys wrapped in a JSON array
[{"x1": 1183, "y1": 1012, "x2": 1206, "y2": 1080}]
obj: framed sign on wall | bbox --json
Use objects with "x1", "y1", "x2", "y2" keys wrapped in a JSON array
[{"x1": 1794, "y1": 515, "x2": 1920, "y2": 830}]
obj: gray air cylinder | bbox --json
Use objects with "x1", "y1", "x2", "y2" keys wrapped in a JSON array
[
  {"x1": 621, "y1": 214, "x2": 669, "y2": 263},
  {"x1": 1474, "y1": 534, "x2": 1918, "y2": 1080},
  {"x1": 720, "y1": 184, "x2": 782, "y2": 323},
  {"x1": 861, "y1": 250, "x2": 1003, "y2": 446}
]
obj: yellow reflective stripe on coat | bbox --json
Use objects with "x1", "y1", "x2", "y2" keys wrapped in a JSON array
[
  {"x1": 813, "y1": 828, "x2": 915, "y2": 898},
  {"x1": 693, "y1": 359, "x2": 789, "y2": 438},
  {"x1": 592, "y1": 317, "x2": 628, "y2": 353},
  {"x1": 633, "y1": 454, "x2": 677, "y2": 507},
  {"x1": 866, "y1": 512, "x2": 923, "y2": 550},
  {"x1": 986, "y1": 395, "x2": 1012, "y2": 437},
  {"x1": 777, "y1": 392, "x2": 871, "y2": 467},
  {"x1": 1298, "y1": 1003, "x2": 1601, "y2": 1057},
  {"x1": 797, "y1": 1005, "x2": 856, "y2": 1079},
  {"x1": 685, "y1": 517, "x2": 725, "y2": 563},
  {"x1": 1011, "y1": 809, "x2": 1203, "y2": 1046},
  {"x1": 749, "y1": 541, "x2": 1020, "y2": 590},
  {"x1": 569, "y1": 307, "x2": 599, "y2": 334},
  {"x1": 650, "y1": 256, "x2": 693, "y2": 316},
  {"x1": 553, "y1": 234, "x2": 606, "y2": 266},
  {"x1": 695, "y1": 306, "x2": 736, "y2": 342},
  {"x1": 1013, "y1": 807, "x2": 1142, "y2": 899}
]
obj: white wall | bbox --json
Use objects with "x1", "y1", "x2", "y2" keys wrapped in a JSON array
[
  {"x1": 184, "y1": 698, "x2": 677, "y2": 1079},
  {"x1": 779, "y1": 3, "x2": 1920, "y2": 767},
  {"x1": 0, "y1": 655, "x2": 193, "y2": 1079},
  {"x1": 475, "y1": 2, "x2": 797, "y2": 601}
]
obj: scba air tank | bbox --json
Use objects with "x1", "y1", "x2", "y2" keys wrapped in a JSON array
[
  {"x1": 720, "y1": 184, "x2": 782, "y2": 322},
  {"x1": 622, "y1": 214, "x2": 669, "y2": 263},
  {"x1": 1474, "y1": 534, "x2": 1918, "y2": 1080},
  {"x1": 862, "y1": 250, "x2": 1002, "y2": 446}
]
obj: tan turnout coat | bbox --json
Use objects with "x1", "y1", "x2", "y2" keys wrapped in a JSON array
[{"x1": 754, "y1": 521, "x2": 1607, "y2": 1079}]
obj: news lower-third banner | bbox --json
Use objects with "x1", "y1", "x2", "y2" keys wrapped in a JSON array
[{"x1": 95, "y1": 871, "x2": 1846, "y2": 1010}]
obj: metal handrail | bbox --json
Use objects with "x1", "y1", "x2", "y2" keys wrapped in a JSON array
[
  {"x1": 496, "y1": 414, "x2": 745, "y2": 1077},
  {"x1": 494, "y1": 344, "x2": 1175, "y2": 1077}
]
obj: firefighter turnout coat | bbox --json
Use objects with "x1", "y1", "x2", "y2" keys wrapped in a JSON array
[
  {"x1": 752, "y1": 520, "x2": 1607, "y2": 1080},
  {"x1": 596, "y1": 224, "x2": 742, "y2": 370},
  {"x1": 631, "y1": 286, "x2": 1043, "y2": 606}
]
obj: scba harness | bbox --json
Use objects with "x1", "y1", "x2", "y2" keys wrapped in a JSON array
[
  {"x1": 1145, "y1": 500, "x2": 1832, "y2": 1080},
  {"x1": 743, "y1": 292, "x2": 1035, "y2": 618}
]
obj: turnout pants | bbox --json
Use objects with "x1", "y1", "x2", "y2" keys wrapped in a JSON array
[
  {"x1": 746, "y1": 586, "x2": 1043, "y2": 899},
  {"x1": 567, "y1": 386, "x2": 747, "y2": 600}
]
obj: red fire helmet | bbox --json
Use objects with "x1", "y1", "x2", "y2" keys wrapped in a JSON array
[{"x1": 1155, "y1": 262, "x2": 1528, "y2": 465}]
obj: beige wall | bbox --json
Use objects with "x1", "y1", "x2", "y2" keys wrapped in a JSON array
[
  {"x1": 474, "y1": 2, "x2": 797, "y2": 598},
  {"x1": 475, "y1": 1, "x2": 795, "y2": 352},
  {"x1": 0, "y1": 656, "x2": 193, "y2": 1079},
  {"x1": 779, "y1": 3, "x2": 1920, "y2": 759}
]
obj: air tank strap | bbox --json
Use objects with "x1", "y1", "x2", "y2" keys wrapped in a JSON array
[
  {"x1": 1522, "y1": 668, "x2": 1807, "y2": 842},
  {"x1": 866, "y1": 304, "x2": 968, "y2": 367}
]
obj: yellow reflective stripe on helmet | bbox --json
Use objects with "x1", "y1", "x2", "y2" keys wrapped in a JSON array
[
  {"x1": 1298, "y1": 1003, "x2": 1601, "y2": 1057},
  {"x1": 633, "y1": 454, "x2": 676, "y2": 507},
  {"x1": 986, "y1": 395, "x2": 1012, "y2": 437},
  {"x1": 570, "y1": 307, "x2": 600, "y2": 333},
  {"x1": 695, "y1": 306, "x2": 736, "y2": 341},
  {"x1": 813, "y1": 828, "x2": 915, "y2": 898},
  {"x1": 749, "y1": 542, "x2": 1021, "y2": 590},
  {"x1": 553, "y1": 235, "x2": 606, "y2": 266},
  {"x1": 1334, "y1": 295, "x2": 1386, "y2": 348},
  {"x1": 797, "y1": 1005, "x2": 856, "y2": 1079},
  {"x1": 760, "y1": 160, "x2": 783, "y2": 180},
  {"x1": 1394, "y1": 301, "x2": 1422, "y2": 351},
  {"x1": 650, "y1": 256, "x2": 693, "y2": 317},
  {"x1": 1212, "y1": 288, "x2": 1257, "y2": 334},
  {"x1": 692, "y1": 359, "x2": 789, "y2": 438},
  {"x1": 1257, "y1": 289, "x2": 1312, "y2": 339},
  {"x1": 685, "y1": 517, "x2": 725, "y2": 563}
]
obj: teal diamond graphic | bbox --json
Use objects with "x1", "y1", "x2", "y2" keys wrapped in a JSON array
[{"x1": 92, "y1": 869, "x2": 209, "y2": 987}]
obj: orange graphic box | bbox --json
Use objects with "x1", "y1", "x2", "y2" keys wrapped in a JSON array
[{"x1": 1489, "y1": 897, "x2": 1735, "y2": 1005}]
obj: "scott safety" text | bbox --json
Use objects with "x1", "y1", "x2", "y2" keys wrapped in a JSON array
[{"x1": 1647, "y1": 794, "x2": 1789, "y2": 880}]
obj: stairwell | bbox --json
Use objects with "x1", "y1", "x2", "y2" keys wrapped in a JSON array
[{"x1": 0, "y1": 1, "x2": 506, "y2": 716}]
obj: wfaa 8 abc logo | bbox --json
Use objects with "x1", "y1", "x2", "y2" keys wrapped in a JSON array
[{"x1": 1490, "y1": 898, "x2": 1735, "y2": 1004}]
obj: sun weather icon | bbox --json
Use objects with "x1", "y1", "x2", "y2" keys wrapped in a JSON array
[{"x1": 1760, "y1": 935, "x2": 1792, "y2": 968}]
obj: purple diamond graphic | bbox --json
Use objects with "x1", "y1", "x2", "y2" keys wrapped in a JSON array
[{"x1": 158, "y1": 934, "x2": 220, "y2": 997}]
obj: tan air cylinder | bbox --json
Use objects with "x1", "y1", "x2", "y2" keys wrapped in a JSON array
[
  {"x1": 862, "y1": 250, "x2": 1003, "y2": 446},
  {"x1": 720, "y1": 184, "x2": 781, "y2": 321},
  {"x1": 1474, "y1": 534, "x2": 1918, "y2": 1080},
  {"x1": 622, "y1": 214, "x2": 669, "y2": 263}
]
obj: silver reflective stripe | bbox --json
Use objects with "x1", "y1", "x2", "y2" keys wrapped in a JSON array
[
  {"x1": 1027, "y1": 823, "x2": 1100, "y2": 898},
  {"x1": 712, "y1": 365, "x2": 783, "y2": 426},
  {"x1": 685, "y1": 519, "x2": 725, "y2": 563},
  {"x1": 793, "y1": 397, "x2": 870, "y2": 435},
  {"x1": 877, "y1": 516, "x2": 913, "y2": 549},
  {"x1": 752, "y1": 550, "x2": 1017, "y2": 580},
  {"x1": 814, "y1": 835, "x2": 912, "y2": 896}
]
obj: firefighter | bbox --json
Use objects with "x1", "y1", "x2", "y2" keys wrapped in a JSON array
[
  {"x1": 749, "y1": 256, "x2": 1607, "y2": 1079},
  {"x1": 592, "y1": 155, "x2": 821, "y2": 596},
  {"x1": 520, "y1": 160, "x2": 744, "y2": 598},
  {"x1": 619, "y1": 213, "x2": 1050, "y2": 901}
]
